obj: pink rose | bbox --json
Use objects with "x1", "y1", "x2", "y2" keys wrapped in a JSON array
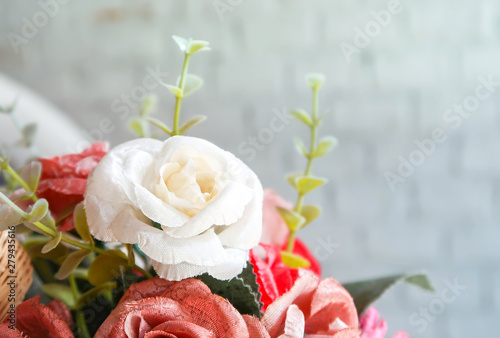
[
  {"x1": 262, "y1": 270, "x2": 359, "y2": 337},
  {"x1": 360, "y1": 307, "x2": 408, "y2": 338},
  {"x1": 0, "y1": 296, "x2": 73, "y2": 337}
]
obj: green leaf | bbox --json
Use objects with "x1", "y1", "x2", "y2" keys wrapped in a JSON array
[
  {"x1": 25, "y1": 238, "x2": 69, "y2": 265},
  {"x1": 306, "y1": 73, "x2": 326, "y2": 90},
  {"x1": 27, "y1": 198, "x2": 49, "y2": 222},
  {"x1": 161, "y1": 83, "x2": 183, "y2": 98},
  {"x1": 0, "y1": 204, "x2": 25, "y2": 230},
  {"x1": 293, "y1": 137, "x2": 308, "y2": 157},
  {"x1": 0, "y1": 98, "x2": 17, "y2": 114},
  {"x1": 281, "y1": 251, "x2": 311, "y2": 269},
  {"x1": 139, "y1": 95, "x2": 157, "y2": 117},
  {"x1": 20, "y1": 161, "x2": 42, "y2": 191},
  {"x1": 195, "y1": 262, "x2": 263, "y2": 318},
  {"x1": 76, "y1": 281, "x2": 117, "y2": 310},
  {"x1": 296, "y1": 176, "x2": 327, "y2": 195},
  {"x1": 42, "y1": 283, "x2": 76, "y2": 309},
  {"x1": 186, "y1": 40, "x2": 210, "y2": 55},
  {"x1": 128, "y1": 119, "x2": 144, "y2": 137},
  {"x1": 172, "y1": 35, "x2": 188, "y2": 52},
  {"x1": 88, "y1": 251, "x2": 129, "y2": 286},
  {"x1": 146, "y1": 117, "x2": 173, "y2": 136},
  {"x1": 0, "y1": 157, "x2": 10, "y2": 170},
  {"x1": 313, "y1": 136, "x2": 338, "y2": 158},
  {"x1": 300, "y1": 204, "x2": 321, "y2": 228},
  {"x1": 291, "y1": 109, "x2": 313, "y2": 126},
  {"x1": 20, "y1": 123, "x2": 37, "y2": 147},
  {"x1": 276, "y1": 206, "x2": 305, "y2": 232},
  {"x1": 286, "y1": 173, "x2": 301, "y2": 189},
  {"x1": 41, "y1": 211, "x2": 57, "y2": 232},
  {"x1": 179, "y1": 115, "x2": 207, "y2": 134},
  {"x1": 182, "y1": 74, "x2": 204, "y2": 97},
  {"x1": 41, "y1": 232, "x2": 63, "y2": 254},
  {"x1": 343, "y1": 273, "x2": 434, "y2": 316},
  {"x1": 74, "y1": 203, "x2": 94, "y2": 246},
  {"x1": 56, "y1": 249, "x2": 91, "y2": 280}
]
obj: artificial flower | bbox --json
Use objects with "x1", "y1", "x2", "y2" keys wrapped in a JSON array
[
  {"x1": 251, "y1": 190, "x2": 322, "y2": 308},
  {"x1": 360, "y1": 307, "x2": 408, "y2": 338},
  {"x1": 85, "y1": 136, "x2": 263, "y2": 280},
  {"x1": 37, "y1": 142, "x2": 108, "y2": 230},
  {"x1": 96, "y1": 277, "x2": 269, "y2": 338},
  {"x1": 260, "y1": 189, "x2": 321, "y2": 276},
  {"x1": 0, "y1": 296, "x2": 73, "y2": 337},
  {"x1": 261, "y1": 270, "x2": 359, "y2": 337}
]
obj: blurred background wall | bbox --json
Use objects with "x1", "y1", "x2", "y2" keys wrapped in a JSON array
[{"x1": 1, "y1": 1, "x2": 499, "y2": 336}]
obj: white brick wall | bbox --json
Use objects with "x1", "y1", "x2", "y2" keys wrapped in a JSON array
[{"x1": 1, "y1": 0, "x2": 499, "y2": 336}]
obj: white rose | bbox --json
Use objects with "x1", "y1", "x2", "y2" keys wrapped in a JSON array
[{"x1": 84, "y1": 136, "x2": 263, "y2": 281}]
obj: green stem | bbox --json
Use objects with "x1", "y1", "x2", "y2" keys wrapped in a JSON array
[
  {"x1": 0, "y1": 190, "x2": 29, "y2": 217},
  {"x1": 76, "y1": 311, "x2": 91, "y2": 338},
  {"x1": 286, "y1": 87, "x2": 320, "y2": 253},
  {"x1": 0, "y1": 157, "x2": 38, "y2": 201},
  {"x1": 173, "y1": 53, "x2": 191, "y2": 135},
  {"x1": 29, "y1": 220, "x2": 153, "y2": 279},
  {"x1": 68, "y1": 274, "x2": 80, "y2": 299},
  {"x1": 70, "y1": 275, "x2": 91, "y2": 338}
]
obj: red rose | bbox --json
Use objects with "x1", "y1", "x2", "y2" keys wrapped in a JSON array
[
  {"x1": 0, "y1": 296, "x2": 73, "y2": 337},
  {"x1": 36, "y1": 142, "x2": 108, "y2": 230}
]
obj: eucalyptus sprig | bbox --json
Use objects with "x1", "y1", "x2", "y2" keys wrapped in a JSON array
[
  {"x1": 145, "y1": 36, "x2": 209, "y2": 138},
  {"x1": 129, "y1": 95, "x2": 157, "y2": 138},
  {"x1": 0, "y1": 98, "x2": 38, "y2": 158},
  {"x1": 279, "y1": 73, "x2": 338, "y2": 267},
  {"x1": 0, "y1": 159, "x2": 153, "y2": 286}
]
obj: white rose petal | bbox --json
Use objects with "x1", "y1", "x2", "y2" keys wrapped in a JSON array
[{"x1": 84, "y1": 136, "x2": 263, "y2": 281}]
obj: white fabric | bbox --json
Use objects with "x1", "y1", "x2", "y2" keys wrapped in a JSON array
[{"x1": 85, "y1": 136, "x2": 263, "y2": 281}]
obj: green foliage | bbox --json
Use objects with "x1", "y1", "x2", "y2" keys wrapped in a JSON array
[
  {"x1": 41, "y1": 232, "x2": 62, "y2": 254},
  {"x1": 291, "y1": 109, "x2": 313, "y2": 126},
  {"x1": 42, "y1": 283, "x2": 77, "y2": 309},
  {"x1": 313, "y1": 136, "x2": 338, "y2": 158},
  {"x1": 56, "y1": 249, "x2": 91, "y2": 280},
  {"x1": 0, "y1": 204, "x2": 24, "y2": 230},
  {"x1": 293, "y1": 137, "x2": 308, "y2": 157},
  {"x1": 27, "y1": 198, "x2": 49, "y2": 222},
  {"x1": 276, "y1": 206, "x2": 305, "y2": 232},
  {"x1": 295, "y1": 176, "x2": 327, "y2": 195},
  {"x1": 162, "y1": 83, "x2": 183, "y2": 98},
  {"x1": 181, "y1": 74, "x2": 204, "y2": 97},
  {"x1": 343, "y1": 273, "x2": 434, "y2": 315},
  {"x1": 145, "y1": 117, "x2": 173, "y2": 136},
  {"x1": 88, "y1": 250, "x2": 130, "y2": 286},
  {"x1": 280, "y1": 251, "x2": 311, "y2": 269},
  {"x1": 300, "y1": 204, "x2": 321, "y2": 228},
  {"x1": 306, "y1": 73, "x2": 326, "y2": 90},
  {"x1": 74, "y1": 203, "x2": 94, "y2": 247},
  {"x1": 195, "y1": 262, "x2": 263, "y2": 318},
  {"x1": 179, "y1": 115, "x2": 207, "y2": 134},
  {"x1": 20, "y1": 161, "x2": 41, "y2": 191}
]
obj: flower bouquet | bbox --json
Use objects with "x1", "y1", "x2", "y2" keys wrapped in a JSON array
[{"x1": 0, "y1": 37, "x2": 433, "y2": 337}]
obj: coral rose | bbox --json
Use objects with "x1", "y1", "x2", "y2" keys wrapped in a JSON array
[
  {"x1": 0, "y1": 296, "x2": 73, "y2": 337},
  {"x1": 262, "y1": 270, "x2": 359, "y2": 337},
  {"x1": 96, "y1": 277, "x2": 269, "y2": 338},
  {"x1": 37, "y1": 142, "x2": 108, "y2": 230}
]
